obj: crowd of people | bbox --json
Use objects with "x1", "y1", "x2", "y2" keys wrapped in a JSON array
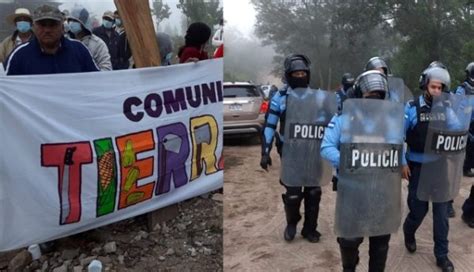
[
  {"x1": 261, "y1": 54, "x2": 474, "y2": 272},
  {"x1": 0, "y1": 4, "x2": 223, "y2": 75}
]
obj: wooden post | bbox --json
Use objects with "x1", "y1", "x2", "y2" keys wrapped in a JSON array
[
  {"x1": 114, "y1": 0, "x2": 161, "y2": 67},
  {"x1": 114, "y1": 0, "x2": 177, "y2": 231}
]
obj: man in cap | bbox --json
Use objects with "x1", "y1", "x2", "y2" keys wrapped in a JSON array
[
  {"x1": 67, "y1": 7, "x2": 112, "y2": 71},
  {"x1": 0, "y1": 8, "x2": 34, "y2": 63},
  {"x1": 93, "y1": 11, "x2": 120, "y2": 69},
  {"x1": 4, "y1": 5, "x2": 99, "y2": 75}
]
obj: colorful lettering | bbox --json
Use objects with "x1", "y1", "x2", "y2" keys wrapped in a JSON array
[
  {"x1": 116, "y1": 130, "x2": 155, "y2": 209},
  {"x1": 41, "y1": 142, "x2": 92, "y2": 225},
  {"x1": 155, "y1": 123, "x2": 190, "y2": 195},
  {"x1": 190, "y1": 115, "x2": 220, "y2": 180},
  {"x1": 94, "y1": 138, "x2": 118, "y2": 217}
]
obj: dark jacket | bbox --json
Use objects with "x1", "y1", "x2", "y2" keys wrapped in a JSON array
[
  {"x1": 4, "y1": 37, "x2": 99, "y2": 75},
  {"x1": 93, "y1": 26, "x2": 120, "y2": 69}
]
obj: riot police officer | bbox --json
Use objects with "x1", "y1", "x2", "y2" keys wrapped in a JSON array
[
  {"x1": 331, "y1": 73, "x2": 354, "y2": 191},
  {"x1": 365, "y1": 56, "x2": 413, "y2": 103},
  {"x1": 402, "y1": 66, "x2": 470, "y2": 272},
  {"x1": 455, "y1": 62, "x2": 474, "y2": 228},
  {"x1": 456, "y1": 62, "x2": 474, "y2": 177},
  {"x1": 365, "y1": 56, "x2": 390, "y2": 75},
  {"x1": 337, "y1": 73, "x2": 354, "y2": 112},
  {"x1": 419, "y1": 61, "x2": 456, "y2": 218},
  {"x1": 321, "y1": 70, "x2": 404, "y2": 272},
  {"x1": 260, "y1": 54, "x2": 336, "y2": 243}
]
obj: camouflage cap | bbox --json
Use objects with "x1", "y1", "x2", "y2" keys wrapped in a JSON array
[
  {"x1": 33, "y1": 5, "x2": 63, "y2": 22},
  {"x1": 102, "y1": 11, "x2": 115, "y2": 20}
]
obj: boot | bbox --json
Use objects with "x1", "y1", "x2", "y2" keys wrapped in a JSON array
[
  {"x1": 338, "y1": 238, "x2": 361, "y2": 272},
  {"x1": 282, "y1": 193, "x2": 302, "y2": 241},
  {"x1": 301, "y1": 187, "x2": 322, "y2": 243},
  {"x1": 462, "y1": 213, "x2": 474, "y2": 228},
  {"x1": 463, "y1": 168, "x2": 474, "y2": 177},
  {"x1": 436, "y1": 256, "x2": 455, "y2": 272},
  {"x1": 368, "y1": 238, "x2": 390, "y2": 272}
]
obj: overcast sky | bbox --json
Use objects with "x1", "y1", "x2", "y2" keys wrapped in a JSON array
[{"x1": 224, "y1": 0, "x2": 256, "y2": 38}]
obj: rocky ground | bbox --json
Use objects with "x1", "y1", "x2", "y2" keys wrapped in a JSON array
[
  {"x1": 224, "y1": 137, "x2": 474, "y2": 272},
  {"x1": 0, "y1": 193, "x2": 223, "y2": 272}
]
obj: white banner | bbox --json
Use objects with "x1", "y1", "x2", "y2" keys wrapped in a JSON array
[{"x1": 0, "y1": 59, "x2": 224, "y2": 251}]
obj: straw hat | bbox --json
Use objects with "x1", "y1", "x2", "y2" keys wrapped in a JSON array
[{"x1": 6, "y1": 8, "x2": 32, "y2": 24}]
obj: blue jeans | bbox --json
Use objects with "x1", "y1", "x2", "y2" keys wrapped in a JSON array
[{"x1": 403, "y1": 161, "x2": 449, "y2": 259}]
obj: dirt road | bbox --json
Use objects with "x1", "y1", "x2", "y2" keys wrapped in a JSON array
[{"x1": 223, "y1": 138, "x2": 474, "y2": 272}]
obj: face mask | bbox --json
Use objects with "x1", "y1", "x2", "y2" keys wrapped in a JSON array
[
  {"x1": 16, "y1": 21, "x2": 31, "y2": 33},
  {"x1": 68, "y1": 21, "x2": 82, "y2": 34},
  {"x1": 115, "y1": 19, "x2": 122, "y2": 27},
  {"x1": 163, "y1": 52, "x2": 173, "y2": 65},
  {"x1": 103, "y1": 20, "x2": 114, "y2": 29},
  {"x1": 343, "y1": 84, "x2": 353, "y2": 92},
  {"x1": 287, "y1": 77, "x2": 308, "y2": 89}
]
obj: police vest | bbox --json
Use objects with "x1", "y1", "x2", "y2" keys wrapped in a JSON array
[
  {"x1": 406, "y1": 96, "x2": 445, "y2": 153},
  {"x1": 463, "y1": 82, "x2": 474, "y2": 95}
]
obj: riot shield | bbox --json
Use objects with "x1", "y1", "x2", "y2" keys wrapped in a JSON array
[
  {"x1": 280, "y1": 88, "x2": 337, "y2": 187},
  {"x1": 335, "y1": 99, "x2": 404, "y2": 238},
  {"x1": 417, "y1": 93, "x2": 472, "y2": 202},
  {"x1": 388, "y1": 76, "x2": 413, "y2": 104}
]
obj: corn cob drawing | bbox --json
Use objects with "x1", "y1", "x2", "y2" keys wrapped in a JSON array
[
  {"x1": 127, "y1": 192, "x2": 145, "y2": 205},
  {"x1": 122, "y1": 139, "x2": 136, "y2": 168},
  {"x1": 98, "y1": 151, "x2": 114, "y2": 189},
  {"x1": 124, "y1": 166, "x2": 140, "y2": 192}
]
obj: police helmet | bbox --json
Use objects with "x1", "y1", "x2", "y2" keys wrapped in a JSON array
[
  {"x1": 353, "y1": 70, "x2": 388, "y2": 99},
  {"x1": 466, "y1": 62, "x2": 474, "y2": 84},
  {"x1": 283, "y1": 54, "x2": 311, "y2": 82},
  {"x1": 428, "y1": 61, "x2": 447, "y2": 69},
  {"x1": 341, "y1": 73, "x2": 354, "y2": 87},
  {"x1": 418, "y1": 61, "x2": 447, "y2": 89},
  {"x1": 420, "y1": 67, "x2": 451, "y2": 93},
  {"x1": 365, "y1": 57, "x2": 390, "y2": 75}
]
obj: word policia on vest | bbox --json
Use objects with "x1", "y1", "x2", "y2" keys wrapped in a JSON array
[
  {"x1": 351, "y1": 148, "x2": 400, "y2": 168},
  {"x1": 432, "y1": 132, "x2": 468, "y2": 153},
  {"x1": 289, "y1": 123, "x2": 326, "y2": 140}
]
